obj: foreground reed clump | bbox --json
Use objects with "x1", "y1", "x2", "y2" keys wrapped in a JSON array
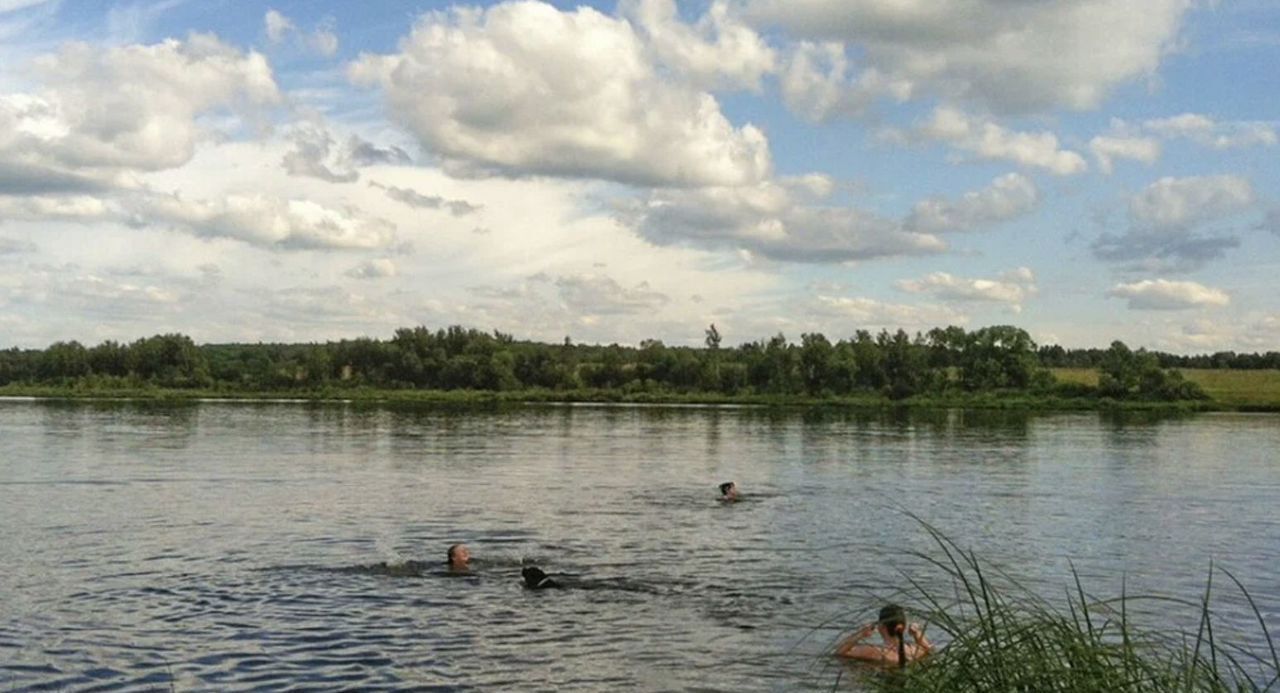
[{"x1": 849, "y1": 523, "x2": 1279, "y2": 692}]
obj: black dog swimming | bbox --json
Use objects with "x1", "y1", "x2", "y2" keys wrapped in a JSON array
[{"x1": 522, "y1": 566, "x2": 561, "y2": 589}]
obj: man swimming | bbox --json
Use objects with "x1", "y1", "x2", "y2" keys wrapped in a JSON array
[
  {"x1": 719, "y1": 481, "x2": 740, "y2": 502},
  {"x1": 446, "y1": 543, "x2": 471, "y2": 572},
  {"x1": 835, "y1": 604, "x2": 933, "y2": 665},
  {"x1": 521, "y1": 565, "x2": 560, "y2": 589}
]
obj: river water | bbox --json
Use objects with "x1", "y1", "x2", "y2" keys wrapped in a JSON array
[{"x1": 1, "y1": 400, "x2": 1277, "y2": 691}]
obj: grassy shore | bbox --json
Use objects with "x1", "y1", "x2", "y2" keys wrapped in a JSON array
[
  {"x1": 0, "y1": 383, "x2": 1219, "y2": 410},
  {"x1": 1052, "y1": 368, "x2": 1280, "y2": 410},
  {"x1": 2, "y1": 370, "x2": 1279, "y2": 410},
  {"x1": 841, "y1": 523, "x2": 1279, "y2": 692}
]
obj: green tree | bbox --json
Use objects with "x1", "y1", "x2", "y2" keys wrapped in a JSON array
[
  {"x1": 799, "y1": 333, "x2": 834, "y2": 395},
  {"x1": 127, "y1": 334, "x2": 210, "y2": 387},
  {"x1": 38, "y1": 341, "x2": 90, "y2": 381},
  {"x1": 88, "y1": 340, "x2": 129, "y2": 377},
  {"x1": 958, "y1": 325, "x2": 1041, "y2": 390}
]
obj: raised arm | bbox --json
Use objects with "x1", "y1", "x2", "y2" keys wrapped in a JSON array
[
  {"x1": 908, "y1": 623, "x2": 933, "y2": 659},
  {"x1": 834, "y1": 623, "x2": 881, "y2": 659}
]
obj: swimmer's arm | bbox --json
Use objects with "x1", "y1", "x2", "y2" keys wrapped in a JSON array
[
  {"x1": 834, "y1": 624, "x2": 878, "y2": 658},
  {"x1": 908, "y1": 624, "x2": 933, "y2": 659}
]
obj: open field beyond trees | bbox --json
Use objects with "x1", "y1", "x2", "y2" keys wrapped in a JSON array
[{"x1": 1053, "y1": 368, "x2": 1280, "y2": 409}]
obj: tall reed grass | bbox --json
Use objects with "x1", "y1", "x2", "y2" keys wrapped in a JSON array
[{"x1": 831, "y1": 520, "x2": 1278, "y2": 692}]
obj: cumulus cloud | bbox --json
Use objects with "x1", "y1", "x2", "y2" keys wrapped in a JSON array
[
  {"x1": 308, "y1": 23, "x2": 339, "y2": 57},
  {"x1": 348, "y1": 1, "x2": 770, "y2": 187},
  {"x1": 1129, "y1": 175, "x2": 1254, "y2": 231},
  {"x1": 370, "y1": 182, "x2": 481, "y2": 216},
  {"x1": 264, "y1": 9, "x2": 294, "y2": 43},
  {"x1": 1143, "y1": 113, "x2": 1278, "y2": 150},
  {"x1": 904, "y1": 173, "x2": 1038, "y2": 234},
  {"x1": 620, "y1": 0, "x2": 775, "y2": 91},
  {"x1": 6, "y1": 266, "x2": 186, "y2": 324},
  {"x1": 1089, "y1": 135, "x2": 1161, "y2": 174},
  {"x1": 896, "y1": 267, "x2": 1037, "y2": 312},
  {"x1": 281, "y1": 121, "x2": 410, "y2": 183},
  {"x1": 346, "y1": 258, "x2": 398, "y2": 279},
  {"x1": 779, "y1": 41, "x2": 912, "y2": 121},
  {"x1": 622, "y1": 179, "x2": 944, "y2": 263},
  {"x1": 913, "y1": 108, "x2": 1087, "y2": 175},
  {"x1": 804, "y1": 294, "x2": 965, "y2": 330},
  {"x1": 0, "y1": 194, "x2": 115, "y2": 223},
  {"x1": 553, "y1": 274, "x2": 670, "y2": 315},
  {"x1": 131, "y1": 193, "x2": 396, "y2": 250},
  {"x1": 265, "y1": 9, "x2": 339, "y2": 57},
  {"x1": 743, "y1": 0, "x2": 1191, "y2": 114},
  {"x1": 257, "y1": 285, "x2": 395, "y2": 324},
  {"x1": 1093, "y1": 175, "x2": 1256, "y2": 272},
  {"x1": 468, "y1": 272, "x2": 671, "y2": 331},
  {"x1": 0, "y1": 35, "x2": 279, "y2": 196},
  {"x1": 1106, "y1": 279, "x2": 1230, "y2": 310},
  {"x1": 0, "y1": 236, "x2": 36, "y2": 254}
]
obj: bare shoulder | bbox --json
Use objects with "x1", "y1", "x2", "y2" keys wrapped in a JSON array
[{"x1": 839, "y1": 644, "x2": 891, "y2": 663}]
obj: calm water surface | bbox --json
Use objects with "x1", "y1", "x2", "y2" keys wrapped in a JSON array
[{"x1": 1, "y1": 400, "x2": 1277, "y2": 691}]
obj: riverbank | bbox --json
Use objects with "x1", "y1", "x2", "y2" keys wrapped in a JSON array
[{"x1": 3, "y1": 382, "x2": 1275, "y2": 411}]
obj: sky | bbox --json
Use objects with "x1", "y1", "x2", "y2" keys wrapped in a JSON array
[{"x1": 0, "y1": 0, "x2": 1276, "y2": 352}]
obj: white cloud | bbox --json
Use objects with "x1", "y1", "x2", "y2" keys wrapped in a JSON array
[
  {"x1": 621, "y1": 0, "x2": 775, "y2": 91},
  {"x1": 1092, "y1": 175, "x2": 1254, "y2": 272},
  {"x1": 0, "y1": 35, "x2": 279, "y2": 196},
  {"x1": 348, "y1": 1, "x2": 770, "y2": 187},
  {"x1": 308, "y1": 24, "x2": 339, "y2": 57},
  {"x1": 370, "y1": 182, "x2": 480, "y2": 217},
  {"x1": 0, "y1": 235, "x2": 36, "y2": 254},
  {"x1": 1089, "y1": 135, "x2": 1161, "y2": 174},
  {"x1": 1143, "y1": 113, "x2": 1278, "y2": 149},
  {"x1": 281, "y1": 121, "x2": 410, "y2": 183},
  {"x1": 264, "y1": 9, "x2": 295, "y2": 44},
  {"x1": 265, "y1": 9, "x2": 338, "y2": 56},
  {"x1": 0, "y1": 194, "x2": 115, "y2": 222},
  {"x1": 346, "y1": 258, "x2": 398, "y2": 279},
  {"x1": 915, "y1": 108, "x2": 1088, "y2": 175},
  {"x1": 904, "y1": 173, "x2": 1038, "y2": 234},
  {"x1": 779, "y1": 41, "x2": 912, "y2": 121},
  {"x1": 743, "y1": 0, "x2": 1191, "y2": 114},
  {"x1": 1107, "y1": 279, "x2": 1230, "y2": 310},
  {"x1": 805, "y1": 294, "x2": 965, "y2": 330},
  {"x1": 623, "y1": 179, "x2": 945, "y2": 263},
  {"x1": 1129, "y1": 174, "x2": 1255, "y2": 231},
  {"x1": 131, "y1": 193, "x2": 396, "y2": 250},
  {"x1": 896, "y1": 267, "x2": 1037, "y2": 312},
  {"x1": 553, "y1": 274, "x2": 670, "y2": 315},
  {"x1": 0, "y1": 0, "x2": 54, "y2": 12}
]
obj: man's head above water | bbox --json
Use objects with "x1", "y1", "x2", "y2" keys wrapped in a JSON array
[
  {"x1": 719, "y1": 481, "x2": 739, "y2": 501},
  {"x1": 446, "y1": 543, "x2": 471, "y2": 570}
]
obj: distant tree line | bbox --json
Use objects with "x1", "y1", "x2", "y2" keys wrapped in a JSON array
[
  {"x1": 0, "y1": 324, "x2": 1240, "y2": 401},
  {"x1": 1038, "y1": 345, "x2": 1280, "y2": 370}
]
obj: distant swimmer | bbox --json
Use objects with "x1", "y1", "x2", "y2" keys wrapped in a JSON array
[
  {"x1": 447, "y1": 543, "x2": 471, "y2": 572},
  {"x1": 835, "y1": 604, "x2": 932, "y2": 666},
  {"x1": 521, "y1": 566, "x2": 560, "y2": 589},
  {"x1": 719, "y1": 481, "x2": 740, "y2": 502}
]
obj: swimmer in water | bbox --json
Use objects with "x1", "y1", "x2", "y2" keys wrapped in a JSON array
[
  {"x1": 521, "y1": 566, "x2": 560, "y2": 589},
  {"x1": 719, "y1": 481, "x2": 740, "y2": 502},
  {"x1": 446, "y1": 543, "x2": 471, "y2": 572},
  {"x1": 835, "y1": 604, "x2": 932, "y2": 665}
]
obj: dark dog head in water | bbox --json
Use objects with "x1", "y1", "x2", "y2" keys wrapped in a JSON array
[{"x1": 522, "y1": 566, "x2": 559, "y2": 589}]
